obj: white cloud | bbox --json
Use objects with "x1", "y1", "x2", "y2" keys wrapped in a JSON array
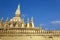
[{"x1": 51, "y1": 21, "x2": 60, "y2": 24}]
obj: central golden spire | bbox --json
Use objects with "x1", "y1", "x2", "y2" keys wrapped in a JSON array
[{"x1": 15, "y1": 4, "x2": 21, "y2": 17}]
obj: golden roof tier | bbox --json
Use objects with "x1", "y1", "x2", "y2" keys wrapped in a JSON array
[{"x1": 0, "y1": 4, "x2": 35, "y2": 28}]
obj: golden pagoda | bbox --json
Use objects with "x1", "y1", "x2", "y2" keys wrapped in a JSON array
[{"x1": 0, "y1": 4, "x2": 60, "y2": 40}]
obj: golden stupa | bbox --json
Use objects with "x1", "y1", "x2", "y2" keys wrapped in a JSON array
[{"x1": 0, "y1": 4, "x2": 60, "y2": 40}]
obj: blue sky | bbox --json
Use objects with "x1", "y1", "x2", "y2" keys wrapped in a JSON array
[{"x1": 0, "y1": 0, "x2": 60, "y2": 30}]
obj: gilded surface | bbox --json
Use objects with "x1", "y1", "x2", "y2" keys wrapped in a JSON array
[{"x1": 0, "y1": 4, "x2": 60, "y2": 40}]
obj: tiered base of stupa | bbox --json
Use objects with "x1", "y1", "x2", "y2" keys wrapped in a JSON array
[{"x1": 0, "y1": 28, "x2": 60, "y2": 40}]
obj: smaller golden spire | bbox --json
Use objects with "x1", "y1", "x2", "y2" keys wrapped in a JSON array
[
  {"x1": 5, "y1": 17, "x2": 9, "y2": 24},
  {"x1": 0, "y1": 17, "x2": 3, "y2": 22},
  {"x1": 6, "y1": 17, "x2": 9, "y2": 22},
  {"x1": 30, "y1": 17, "x2": 33, "y2": 22},
  {"x1": 0, "y1": 17, "x2": 3, "y2": 27},
  {"x1": 27, "y1": 18, "x2": 30, "y2": 28},
  {"x1": 21, "y1": 18, "x2": 25, "y2": 28},
  {"x1": 30, "y1": 17, "x2": 34, "y2": 28},
  {"x1": 4, "y1": 17, "x2": 9, "y2": 29}
]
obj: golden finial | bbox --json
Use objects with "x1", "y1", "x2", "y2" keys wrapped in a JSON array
[
  {"x1": 31, "y1": 17, "x2": 33, "y2": 22},
  {"x1": 0, "y1": 17, "x2": 3, "y2": 23},
  {"x1": 15, "y1": 3, "x2": 21, "y2": 17},
  {"x1": 1, "y1": 17, "x2": 3, "y2": 21},
  {"x1": 6, "y1": 17, "x2": 9, "y2": 22},
  {"x1": 6, "y1": 17, "x2": 8, "y2": 20},
  {"x1": 27, "y1": 18, "x2": 29, "y2": 23}
]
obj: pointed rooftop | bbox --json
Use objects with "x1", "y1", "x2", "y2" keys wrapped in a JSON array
[
  {"x1": 15, "y1": 4, "x2": 21, "y2": 17},
  {"x1": 10, "y1": 4, "x2": 22, "y2": 22}
]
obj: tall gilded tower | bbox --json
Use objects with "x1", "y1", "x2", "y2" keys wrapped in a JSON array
[
  {"x1": 15, "y1": 4, "x2": 21, "y2": 17},
  {"x1": 0, "y1": 4, "x2": 60, "y2": 40}
]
